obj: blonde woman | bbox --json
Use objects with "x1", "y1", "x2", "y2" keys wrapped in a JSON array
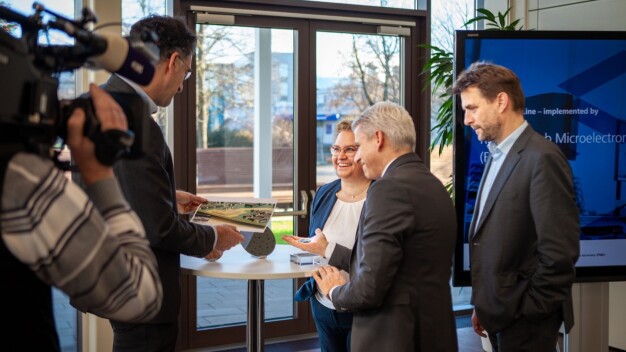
[{"x1": 284, "y1": 120, "x2": 371, "y2": 351}]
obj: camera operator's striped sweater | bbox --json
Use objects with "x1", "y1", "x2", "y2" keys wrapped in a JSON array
[{"x1": 1, "y1": 152, "x2": 163, "y2": 351}]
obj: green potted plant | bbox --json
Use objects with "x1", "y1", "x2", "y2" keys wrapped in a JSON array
[
  {"x1": 422, "y1": 7, "x2": 523, "y2": 194},
  {"x1": 423, "y1": 7, "x2": 523, "y2": 156}
]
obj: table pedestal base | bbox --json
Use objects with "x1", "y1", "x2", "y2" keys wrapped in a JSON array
[{"x1": 247, "y1": 279, "x2": 265, "y2": 352}]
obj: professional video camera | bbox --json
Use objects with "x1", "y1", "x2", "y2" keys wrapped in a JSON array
[{"x1": 0, "y1": 2, "x2": 159, "y2": 167}]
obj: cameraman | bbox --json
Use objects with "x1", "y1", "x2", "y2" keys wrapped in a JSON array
[{"x1": 1, "y1": 84, "x2": 163, "y2": 352}]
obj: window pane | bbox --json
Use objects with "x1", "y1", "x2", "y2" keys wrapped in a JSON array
[
  {"x1": 429, "y1": 0, "x2": 476, "y2": 310},
  {"x1": 196, "y1": 278, "x2": 294, "y2": 329},
  {"x1": 121, "y1": 0, "x2": 167, "y2": 33},
  {"x1": 316, "y1": 31, "x2": 401, "y2": 186},
  {"x1": 2, "y1": 0, "x2": 73, "y2": 30},
  {"x1": 299, "y1": 0, "x2": 418, "y2": 10},
  {"x1": 194, "y1": 24, "x2": 297, "y2": 329},
  {"x1": 53, "y1": 289, "x2": 78, "y2": 352},
  {"x1": 121, "y1": 0, "x2": 168, "y2": 137}
]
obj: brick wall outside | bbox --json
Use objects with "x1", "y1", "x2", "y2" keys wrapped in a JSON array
[{"x1": 196, "y1": 147, "x2": 294, "y2": 187}]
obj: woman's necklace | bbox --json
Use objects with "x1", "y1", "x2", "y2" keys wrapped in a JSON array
[{"x1": 341, "y1": 182, "x2": 370, "y2": 199}]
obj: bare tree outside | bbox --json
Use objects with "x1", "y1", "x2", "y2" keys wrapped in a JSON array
[
  {"x1": 428, "y1": 0, "x2": 474, "y2": 190},
  {"x1": 300, "y1": 0, "x2": 416, "y2": 9},
  {"x1": 196, "y1": 25, "x2": 244, "y2": 148},
  {"x1": 431, "y1": 1, "x2": 473, "y2": 52},
  {"x1": 121, "y1": 0, "x2": 166, "y2": 130},
  {"x1": 326, "y1": 34, "x2": 401, "y2": 116},
  {"x1": 430, "y1": 0, "x2": 473, "y2": 130},
  {"x1": 121, "y1": 0, "x2": 166, "y2": 34},
  {"x1": 196, "y1": 26, "x2": 285, "y2": 149},
  {"x1": 0, "y1": 1, "x2": 17, "y2": 33},
  {"x1": 427, "y1": 0, "x2": 475, "y2": 310}
]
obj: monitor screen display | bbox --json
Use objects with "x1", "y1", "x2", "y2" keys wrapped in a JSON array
[{"x1": 453, "y1": 30, "x2": 626, "y2": 286}]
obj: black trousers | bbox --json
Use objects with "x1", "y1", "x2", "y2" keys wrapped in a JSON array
[
  {"x1": 111, "y1": 321, "x2": 178, "y2": 352},
  {"x1": 488, "y1": 309, "x2": 562, "y2": 352}
]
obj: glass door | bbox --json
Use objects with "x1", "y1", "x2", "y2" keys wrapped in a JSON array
[
  {"x1": 194, "y1": 23, "x2": 298, "y2": 327},
  {"x1": 314, "y1": 30, "x2": 402, "y2": 187},
  {"x1": 176, "y1": 2, "x2": 426, "y2": 349},
  {"x1": 185, "y1": 17, "x2": 315, "y2": 348}
]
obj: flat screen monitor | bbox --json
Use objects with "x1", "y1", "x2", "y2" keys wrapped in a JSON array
[{"x1": 453, "y1": 30, "x2": 626, "y2": 286}]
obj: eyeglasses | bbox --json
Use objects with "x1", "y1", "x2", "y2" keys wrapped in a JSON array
[
  {"x1": 177, "y1": 55, "x2": 192, "y2": 80},
  {"x1": 330, "y1": 145, "x2": 358, "y2": 156}
]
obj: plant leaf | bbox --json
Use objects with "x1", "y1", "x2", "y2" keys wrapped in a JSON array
[{"x1": 422, "y1": 6, "x2": 522, "y2": 166}]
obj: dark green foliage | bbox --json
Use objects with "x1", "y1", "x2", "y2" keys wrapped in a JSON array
[
  {"x1": 421, "y1": 8, "x2": 523, "y2": 156},
  {"x1": 207, "y1": 128, "x2": 253, "y2": 147},
  {"x1": 464, "y1": 8, "x2": 523, "y2": 31}
]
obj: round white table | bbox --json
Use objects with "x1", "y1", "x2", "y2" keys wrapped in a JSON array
[{"x1": 180, "y1": 244, "x2": 319, "y2": 352}]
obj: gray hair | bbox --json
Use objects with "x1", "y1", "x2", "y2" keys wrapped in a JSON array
[{"x1": 352, "y1": 102, "x2": 416, "y2": 151}]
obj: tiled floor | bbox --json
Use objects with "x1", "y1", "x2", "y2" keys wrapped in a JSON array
[
  {"x1": 191, "y1": 326, "x2": 484, "y2": 352},
  {"x1": 212, "y1": 337, "x2": 321, "y2": 352},
  {"x1": 54, "y1": 280, "x2": 477, "y2": 352}
]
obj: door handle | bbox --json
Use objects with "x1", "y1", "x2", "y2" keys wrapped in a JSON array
[{"x1": 273, "y1": 190, "x2": 312, "y2": 218}]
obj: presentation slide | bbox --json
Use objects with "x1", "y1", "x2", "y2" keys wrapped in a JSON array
[{"x1": 456, "y1": 33, "x2": 626, "y2": 274}]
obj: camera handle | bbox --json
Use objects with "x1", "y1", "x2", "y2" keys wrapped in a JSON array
[{"x1": 58, "y1": 97, "x2": 135, "y2": 167}]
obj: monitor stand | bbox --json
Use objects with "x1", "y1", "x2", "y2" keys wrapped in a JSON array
[{"x1": 564, "y1": 282, "x2": 609, "y2": 352}]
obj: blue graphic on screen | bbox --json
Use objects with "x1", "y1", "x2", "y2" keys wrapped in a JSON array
[{"x1": 459, "y1": 37, "x2": 626, "y2": 268}]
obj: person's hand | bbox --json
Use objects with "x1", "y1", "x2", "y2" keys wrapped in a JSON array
[
  {"x1": 471, "y1": 309, "x2": 487, "y2": 338},
  {"x1": 313, "y1": 265, "x2": 346, "y2": 296},
  {"x1": 282, "y1": 228, "x2": 328, "y2": 257},
  {"x1": 204, "y1": 249, "x2": 223, "y2": 262},
  {"x1": 176, "y1": 190, "x2": 207, "y2": 214},
  {"x1": 67, "y1": 84, "x2": 127, "y2": 185},
  {"x1": 214, "y1": 224, "x2": 244, "y2": 251}
]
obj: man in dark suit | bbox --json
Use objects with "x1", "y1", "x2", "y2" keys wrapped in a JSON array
[
  {"x1": 101, "y1": 15, "x2": 244, "y2": 351},
  {"x1": 451, "y1": 61, "x2": 580, "y2": 352},
  {"x1": 314, "y1": 101, "x2": 458, "y2": 351}
]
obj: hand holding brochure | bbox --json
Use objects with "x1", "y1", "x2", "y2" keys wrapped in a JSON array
[
  {"x1": 190, "y1": 196, "x2": 277, "y2": 233},
  {"x1": 190, "y1": 196, "x2": 278, "y2": 257}
]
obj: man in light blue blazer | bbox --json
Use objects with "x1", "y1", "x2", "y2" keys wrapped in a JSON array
[{"x1": 452, "y1": 61, "x2": 580, "y2": 352}]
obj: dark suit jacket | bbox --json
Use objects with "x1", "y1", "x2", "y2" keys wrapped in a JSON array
[
  {"x1": 329, "y1": 153, "x2": 458, "y2": 352},
  {"x1": 468, "y1": 125, "x2": 580, "y2": 334},
  {"x1": 102, "y1": 74, "x2": 217, "y2": 324}
]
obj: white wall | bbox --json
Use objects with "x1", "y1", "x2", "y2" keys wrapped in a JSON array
[
  {"x1": 81, "y1": 314, "x2": 113, "y2": 352},
  {"x1": 481, "y1": 0, "x2": 626, "y2": 350},
  {"x1": 610, "y1": 282, "x2": 626, "y2": 349},
  {"x1": 486, "y1": 0, "x2": 626, "y2": 30}
]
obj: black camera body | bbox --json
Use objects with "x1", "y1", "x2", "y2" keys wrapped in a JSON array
[
  {"x1": 0, "y1": 28, "x2": 59, "y2": 145},
  {"x1": 0, "y1": 3, "x2": 153, "y2": 166},
  {"x1": 58, "y1": 92, "x2": 150, "y2": 166}
]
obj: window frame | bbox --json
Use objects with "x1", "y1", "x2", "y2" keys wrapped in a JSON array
[{"x1": 175, "y1": 0, "x2": 429, "y2": 349}]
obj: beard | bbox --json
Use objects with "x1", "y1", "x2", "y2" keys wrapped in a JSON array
[{"x1": 474, "y1": 120, "x2": 501, "y2": 142}]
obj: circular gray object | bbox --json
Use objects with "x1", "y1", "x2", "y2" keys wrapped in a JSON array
[{"x1": 242, "y1": 227, "x2": 276, "y2": 258}]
